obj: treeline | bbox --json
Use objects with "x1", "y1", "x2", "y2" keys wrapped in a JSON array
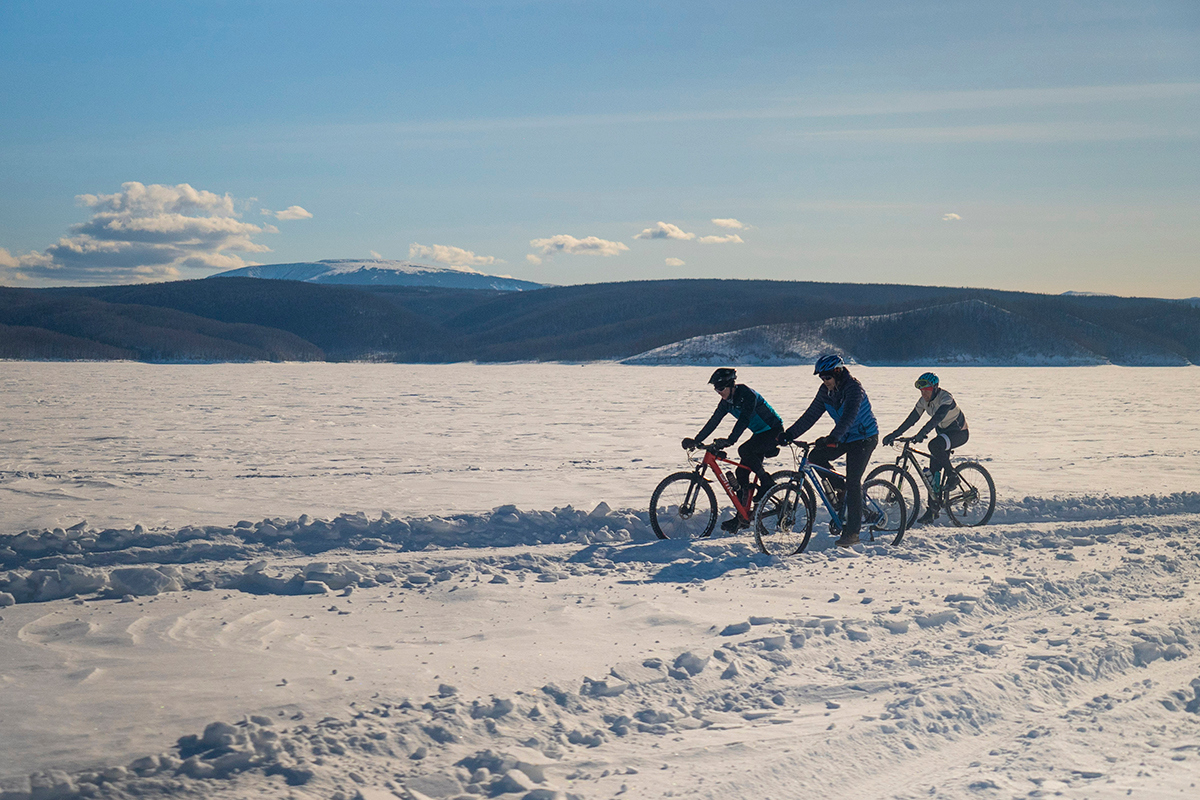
[{"x1": 1, "y1": 278, "x2": 1197, "y2": 364}]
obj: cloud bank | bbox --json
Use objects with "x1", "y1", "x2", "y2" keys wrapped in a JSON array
[
  {"x1": 409, "y1": 243, "x2": 498, "y2": 267},
  {"x1": 1, "y1": 182, "x2": 306, "y2": 286},
  {"x1": 634, "y1": 222, "x2": 695, "y2": 241},
  {"x1": 263, "y1": 205, "x2": 313, "y2": 221},
  {"x1": 527, "y1": 234, "x2": 629, "y2": 265},
  {"x1": 711, "y1": 218, "x2": 747, "y2": 229},
  {"x1": 698, "y1": 233, "x2": 744, "y2": 244}
]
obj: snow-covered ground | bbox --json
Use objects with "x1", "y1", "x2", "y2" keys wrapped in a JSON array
[{"x1": 2, "y1": 363, "x2": 1199, "y2": 799}]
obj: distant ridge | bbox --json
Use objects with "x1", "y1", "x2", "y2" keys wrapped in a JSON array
[
  {"x1": 625, "y1": 299, "x2": 1189, "y2": 366},
  {"x1": 3, "y1": 278, "x2": 1198, "y2": 364},
  {"x1": 208, "y1": 259, "x2": 544, "y2": 291}
]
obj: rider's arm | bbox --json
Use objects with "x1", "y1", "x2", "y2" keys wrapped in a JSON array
[
  {"x1": 694, "y1": 402, "x2": 729, "y2": 442},
  {"x1": 724, "y1": 385, "x2": 759, "y2": 443},
  {"x1": 783, "y1": 390, "x2": 826, "y2": 441},
  {"x1": 891, "y1": 407, "x2": 921, "y2": 437}
]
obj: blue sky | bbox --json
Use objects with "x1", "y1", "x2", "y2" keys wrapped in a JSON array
[{"x1": 1, "y1": 1, "x2": 1197, "y2": 296}]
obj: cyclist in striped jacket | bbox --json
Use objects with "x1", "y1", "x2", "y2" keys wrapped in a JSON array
[
  {"x1": 780, "y1": 354, "x2": 879, "y2": 548},
  {"x1": 881, "y1": 372, "x2": 969, "y2": 523}
]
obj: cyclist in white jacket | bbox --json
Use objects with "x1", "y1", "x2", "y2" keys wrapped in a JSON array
[{"x1": 881, "y1": 372, "x2": 969, "y2": 523}]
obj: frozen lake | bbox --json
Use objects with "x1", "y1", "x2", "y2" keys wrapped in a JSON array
[
  {"x1": 3, "y1": 360, "x2": 1200, "y2": 799},
  {"x1": 2, "y1": 362, "x2": 1198, "y2": 534}
]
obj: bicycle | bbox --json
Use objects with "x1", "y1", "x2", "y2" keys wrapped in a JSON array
[
  {"x1": 866, "y1": 436, "x2": 996, "y2": 528},
  {"x1": 649, "y1": 441, "x2": 772, "y2": 540},
  {"x1": 753, "y1": 442, "x2": 908, "y2": 556}
]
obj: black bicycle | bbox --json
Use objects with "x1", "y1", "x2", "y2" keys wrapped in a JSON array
[
  {"x1": 866, "y1": 436, "x2": 995, "y2": 527},
  {"x1": 753, "y1": 442, "x2": 908, "y2": 556}
]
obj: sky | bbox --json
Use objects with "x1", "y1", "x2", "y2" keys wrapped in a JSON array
[{"x1": 0, "y1": 0, "x2": 1197, "y2": 297}]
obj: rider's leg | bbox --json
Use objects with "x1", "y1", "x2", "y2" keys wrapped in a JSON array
[
  {"x1": 738, "y1": 431, "x2": 777, "y2": 501},
  {"x1": 837, "y1": 435, "x2": 877, "y2": 545},
  {"x1": 929, "y1": 430, "x2": 969, "y2": 490}
]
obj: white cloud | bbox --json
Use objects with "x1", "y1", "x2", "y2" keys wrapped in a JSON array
[
  {"x1": 408, "y1": 242, "x2": 498, "y2": 268},
  {"x1": 665, "y1": 257, "x2": 686, "y2": 267},
  {"x1": 370, "y1": 250, "x2": 384, "y2": 260},
  {"x1": 634, "y1": 222, "x2": 695, "y2": 241},
  {"x1": 943, "y1": 213, "x2": 962, "y2": 221},
  {"x1": 1, "y1": 182, "x2": 279, "y2": 285},
  {"x1": 271, "y1": 205, "x2": 313, "y2": 221},
  {"x1": 526, "y1": 254, "x2": 543, "y2": 266},
  {"x1": 711, "y1": 218, "x2": 747, "y2": 229},
  {"x1": 529, "y1": 234, "x2": 629, "y2": 258},
  {"x1": 698, "y1": 233, "x2": 744, "y2": 244}
]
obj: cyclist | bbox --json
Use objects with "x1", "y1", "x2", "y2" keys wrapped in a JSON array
[
  {"x1": 779, "y1": 354, "x2": 879, "y2": 548},
  {"x1": 682, "y1": 367, "x2": 784, "y2": 532},
  {"x1": 881, "y1": 372, "x2": 969, "y2": 524}
]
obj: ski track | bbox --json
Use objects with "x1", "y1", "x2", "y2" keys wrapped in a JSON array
[{"x1": 1, "y1": 498, "x2": 1199, "y2": 799}]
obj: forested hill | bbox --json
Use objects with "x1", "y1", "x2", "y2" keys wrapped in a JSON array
[{"x1": 1, "y1": 277, "x2": 1197, "y2": 365}]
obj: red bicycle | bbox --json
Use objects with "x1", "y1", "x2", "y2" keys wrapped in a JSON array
[{"x1": 649, "y1": 441, "x2": 766, "y2": 539}]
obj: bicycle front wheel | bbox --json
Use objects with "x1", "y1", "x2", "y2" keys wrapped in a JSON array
[
  {"x1": 650, "y1": 472, "x2": 718, "y2": 540},
  {"x1": 862, "y1": 478, "x2": 908, "y2": 545},
  {"x1": 754, "y1": 480, "x2": 815, "y2": 556},
  {"x1": 865, "y1": 464, "x2": 920, "y2": 529},
  {"x1": 943, "y1": 462, "x2": 996, "y2": 527}
]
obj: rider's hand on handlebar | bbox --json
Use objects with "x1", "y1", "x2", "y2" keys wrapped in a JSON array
[
  {"x1": 776, "y1": 431, "x2": 793, "y2": 446},
  {"x1": 712, "y1": 437, "x2": 733, "y2": 449},
  {"x1": 881, "y1": 433, "x2": 896, "y2": 447},
  {"x1": 813, "y1": 435, "x2": 837, "y2": 449},
  {"x1": 912, "y1": 431, "x2": 927, "y2": 443},
  {"x1": 681, "y1": 437, "x2": 698, "y2": 450}
]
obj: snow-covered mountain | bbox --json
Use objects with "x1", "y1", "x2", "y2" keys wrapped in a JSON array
[
  {"x1": 208, "y1": 259, "x2": 544, "y2": 291},
  {"x1": 624, "y1": 299, "x2": 1193, "y2": 366}
]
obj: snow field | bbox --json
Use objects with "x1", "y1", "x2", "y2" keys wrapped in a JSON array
[{"x1": 3, "y1": 500, "x2": 1200, "y2": 799}]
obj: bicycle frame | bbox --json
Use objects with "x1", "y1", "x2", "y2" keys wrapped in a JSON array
[
  {"x1": 783, "y1": 443, "x2": 849, "y2": 529},
  {"x1": 890, "y1": 439, "x2": 942, "y2": 497},
  {"x1": 689, "y1": 446, "x2": 760, "y2": 521}
]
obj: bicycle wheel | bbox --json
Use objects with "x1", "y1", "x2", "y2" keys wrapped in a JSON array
[
  {"x1": 650, "y1": 472, "x2": 718, "y2": 540},
  {"x1": 865, "y1": 464, "x2": 921, "y2": 529},
  {"x1": 754, "y1": 480, "x2": 815, "y2": 556},
  {"x1": 943, "y1": 462, "x2": 996, "y2": 527},
  {"x1": 861, "y1": 478, "x2": 908, "y2": 545}
]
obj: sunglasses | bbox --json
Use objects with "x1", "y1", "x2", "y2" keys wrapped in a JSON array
[{"x1": 818, "y1": 372, "x2": 837, "y2": 380}]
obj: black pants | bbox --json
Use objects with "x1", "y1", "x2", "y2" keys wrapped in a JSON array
[
  {"x1": 929, "y1": 429, "x2": 970, "y2": 489},
  {"x1": 736, "y1": 430, "x2": 779, "y2": 495},
  {"x1": 809, "y1": 434, "x2": 878, "y2": 540}
]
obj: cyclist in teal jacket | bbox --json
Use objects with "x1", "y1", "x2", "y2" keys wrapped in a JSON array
[{"x1": 682, "y1": 367, "x2": 784, "y2": 531}]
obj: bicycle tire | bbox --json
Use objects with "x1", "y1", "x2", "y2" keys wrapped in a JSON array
[
  {"x1": 650, "y1": 472, "x2": 718, "y2": 540},
  {"x1": 943, "y1": 462, "x2": 996, "y2": 527},
  {"x1": 864, "y1": 464, "x2": 921, "y2": 529},
  {"x1": 754, "y1": 480, "x2": 815, "y2": 556},
  {"x1": 861, "y1": 478, "x2": 908, "y2": 545}
]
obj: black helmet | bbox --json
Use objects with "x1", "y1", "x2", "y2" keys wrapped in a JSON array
[
  {"x1": 813, "y1": 354, "x2": 845, "y2": 375},
  {"x1": 708, "y1": 367, "x2": 737, "y2": 389}
]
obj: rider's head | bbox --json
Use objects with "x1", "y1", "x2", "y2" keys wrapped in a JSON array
[
  {"x1": 813, "y1": 354, "x2": 845, "y2": 387},
  {"x1": 915, "y1": 372, "x2": 939, "y2": 398},
  {"x1": 709, "y1": 367, "x2": 737, "y2": 399}
]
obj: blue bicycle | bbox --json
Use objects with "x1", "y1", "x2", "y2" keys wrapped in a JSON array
[{"x1": 753, "y1": 442, "x2": 908, "y2": 556}]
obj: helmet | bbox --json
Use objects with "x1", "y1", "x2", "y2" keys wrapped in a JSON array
[
  {"x1": 813, "y1": 354, "x2": 845, "y2": 375},
  {"x1": 915, "y1": 372, "x2": 939, "y2": 389},
  {"x1": 708, "y1": 367, "x2": 737, "y2": 389}
]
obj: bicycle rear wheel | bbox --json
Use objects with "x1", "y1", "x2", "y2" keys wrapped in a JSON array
[
  {"x1": 754, "y1": 480, "x2": 815, "y2": 556},
  {"x1": 943, "y1": 462, "x2": 996, "y2": 527},
  {"x1": 650, "y1": 472, "x2": 718, "y2": 539},
  {"x1": 862, "y1": 478, "x2": 908, "y2": 545},
  {"x1": 865, "y1": 464, "x2": 920, "y2": 529}
]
